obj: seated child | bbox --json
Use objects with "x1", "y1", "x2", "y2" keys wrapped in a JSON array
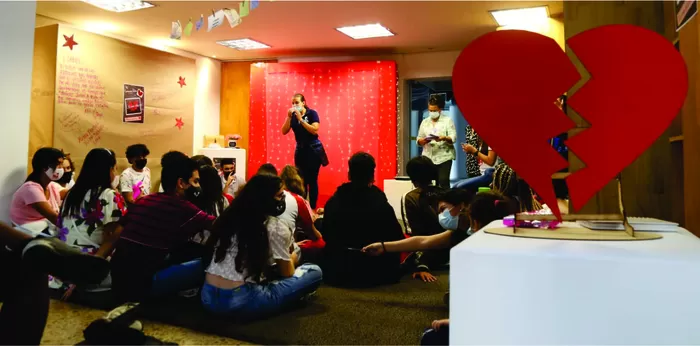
[
  {"x1": 363, "y1": 191, "x2": 518, "y2": 345},
  {"x1": 120, "y1": 144, "x2": 151, "y2": 205},
  {"x1": 110, "y1": 151, "x2": 215, "y2": 304},
  {"x1": 58, "y1": 148, "x2": 125, "y2": 294},
  {"x1": 11, "y1": 147, "x2": 66, "y2": 232},
  {"x1": 201, "y1": 174, "x2": 322, "y2": 319},
  {"x1": 322, "y1": 152, "x2": 405, "y2": 287}
]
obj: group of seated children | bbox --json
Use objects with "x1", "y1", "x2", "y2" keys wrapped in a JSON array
[{"x1": 5, "y1": 144, "x2": 545, "y2": 341}]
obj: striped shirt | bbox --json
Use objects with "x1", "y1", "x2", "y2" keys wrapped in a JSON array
[{"x1": 118, "y1": 193, "x2": 216, "y2": 250}]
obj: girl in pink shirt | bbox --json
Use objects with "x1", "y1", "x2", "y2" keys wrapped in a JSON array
[{"x1": 10, "y1": 148, "x2": 65, "y2": 227}]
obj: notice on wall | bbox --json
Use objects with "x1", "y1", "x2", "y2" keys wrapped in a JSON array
[
  {"x1": 676, "y1": 0, "x2": 698, "y2": 31},
  {"x1": 123, "y1": 84, "x2": 145, "y2": 123},
  {"x1": 56, "y1": 54, "x2": 107, "y2": 146}
]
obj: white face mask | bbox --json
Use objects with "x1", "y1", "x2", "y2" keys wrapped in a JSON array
[
  {"x1": 429, "y1": 111, "x2": 440, "y2": 119},
  {"x1": 111, "y1": 176, "x2": 120, "y2": 189},
  {"x1": 45, "y1": 167, "x2": 64, "y2": 181}
]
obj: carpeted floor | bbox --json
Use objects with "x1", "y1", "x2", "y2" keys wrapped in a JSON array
[{"x1": 140, "y1": 270, "x2": 449, "y2": 345}]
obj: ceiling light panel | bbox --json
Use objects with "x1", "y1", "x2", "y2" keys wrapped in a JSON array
[
  {"x1": 216, "y1": 39, "x2": 270, "y2": 50},
  {"x1": 82, "y1": 0, "x2": 154, "y2": 12},
  {"x1": 336, "y1": 23, "x2": 394, "y2": 40},
  {"x1": 490, "y1": 6, "x2": 549, "y2": 27}
]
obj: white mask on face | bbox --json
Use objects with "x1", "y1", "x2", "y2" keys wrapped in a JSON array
[
  {"x1": 45, "y1": 167, "x2": 64, "y2": 181},
  {"x1": 429, "y1": 111, "x2": 440, "y2": 119},
  {"x1": 112, "y1": 176, "x2": 120, "y2": 189}
]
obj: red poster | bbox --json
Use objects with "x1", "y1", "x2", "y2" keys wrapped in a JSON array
[{"x1": 123, "y1": 84, "x2": 145, "y2": 123}]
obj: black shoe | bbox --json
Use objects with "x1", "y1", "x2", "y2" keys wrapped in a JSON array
[{"x1": 21, "y1": 237, "x2": 109, "y2": 285}]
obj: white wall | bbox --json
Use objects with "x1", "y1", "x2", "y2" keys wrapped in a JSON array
[
  {"x1": 193, "y1": 57, "x2": 221, "y2": 154},
  {"x1": 0, "y1": 2, "x2": 36, "y2": 222}
]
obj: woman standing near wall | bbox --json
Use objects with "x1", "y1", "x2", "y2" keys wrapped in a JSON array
[
  {"x1": 416, "y1": 96, "x2": 457, "y2": 189},
  {"x1": 281, "y1": 93, "x2": 329, "y2": 209}
]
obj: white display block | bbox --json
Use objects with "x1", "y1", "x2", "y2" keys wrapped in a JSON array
[
  {"x1": 451, "y1": 221, "x2": 700, "y2": 345},
  {"x1": 383, "y1": 179, "x2": 415, "y2": 219},
  {"x1": 198, "y1": 147, "x2": 247, "y2": 179}
]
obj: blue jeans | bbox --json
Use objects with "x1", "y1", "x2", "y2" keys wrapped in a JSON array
[
  {"x1": 151, "y1": 259, "x2": 204, "y2": 297},
  {"x1": 453, "y1": 168, "x2": 495, "y2": 191},
  {"x1": 201, "y1": 263, "x2": 322, "y2": 318}
]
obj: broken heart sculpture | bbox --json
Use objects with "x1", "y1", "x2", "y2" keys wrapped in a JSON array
[{"x1": 452, "y1": 24, "x2": 688, "y2": 222}]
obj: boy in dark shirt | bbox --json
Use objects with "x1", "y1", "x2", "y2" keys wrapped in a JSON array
[
  {"x1": 322, "y1": 152, "x2": 405, "y2": 287},
  {"x1": 111, "y1": 151, "x2": 215, "y2": 303},
  {"x1": 402, "y1": 157, "x2": 473, "y2": 282}
]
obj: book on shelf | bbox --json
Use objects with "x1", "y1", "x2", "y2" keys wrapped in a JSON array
[{"x1": 578, "y1": 217, "x2": 678, "y2": 232}]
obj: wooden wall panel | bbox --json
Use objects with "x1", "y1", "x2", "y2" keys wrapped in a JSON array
[
  {"x1": 564, "y1": 1, "x2": 684, "y2": 225},
  {"x1": 28, "y1": 25, "x2": 58, "y2": 169},
  {"x1": 220, "y1": 62, "x2": 251, "y2": 150},
  {"x1": 680, "y1": 15, "x2": 700, "y2": 235}
]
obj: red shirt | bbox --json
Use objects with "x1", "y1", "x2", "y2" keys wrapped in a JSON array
[{"x1": 119, "y1": 193, "x2": 215, "y2": 250}]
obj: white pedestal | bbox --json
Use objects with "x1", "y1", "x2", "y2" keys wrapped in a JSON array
[
  {"x1": 450, "y1": 221, "x2": 700, "y2": 345},
  {"x1": 383, "y1": 179, "x2": 415, "y2": 219},
  {"x1": 198, "y1": 147, "x2": 247, "y2": 179}
]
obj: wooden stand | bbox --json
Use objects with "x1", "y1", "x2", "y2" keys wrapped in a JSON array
[{"x1": 485, "y1": 175, "x2": 663, "y2": 241}]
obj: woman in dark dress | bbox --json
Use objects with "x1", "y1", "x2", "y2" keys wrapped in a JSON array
[{"x1": 281, "y1": 93, "x2": 328, "y2": 209}]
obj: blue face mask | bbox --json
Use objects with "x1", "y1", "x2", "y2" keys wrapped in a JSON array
[{"x1": 439, "y1": 208, "x2": 459, "y2": 230}]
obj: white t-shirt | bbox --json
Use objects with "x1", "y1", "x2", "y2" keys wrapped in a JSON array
[
  {"x1": 479, "y1": 146, "x2": 502, "y2": 175},
  {"x1": 120, "y1": 167, "x2": 151, "y2": 199},
  {"x1": 206, "y1": 216, "x2": 293, "y2": 282},
  {"x1": 277, "y1": 190, "x2": 299, "y2": 231},
  {"x1": 221, "y1": 174, "x2": 246, "y2": 197}
]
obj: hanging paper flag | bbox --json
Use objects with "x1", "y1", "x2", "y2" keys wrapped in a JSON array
[
  {"x1": 251, "y1": 0, "x2": 259, "y2": 10},
  {"x1": 223, "y1": 8, "x2": 242, "y2": 28},
  {"x1": 195, "y1": 14, "x2": 204, "y2": 31},
  {"x1": 208, "y1": 9, "x2": 225, "y2": 32},
  {"x1": 184, "y1": 18, "x2": 194, "y2": 36},
  {"x1": 239, "y1": 0, "x2": 250, "y2": 17},
  {"x1": 170, "y1": 20, "x2": 182, "y2": 40}
]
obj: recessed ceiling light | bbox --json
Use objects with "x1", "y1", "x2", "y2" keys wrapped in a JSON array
[
  {"x1": 82, "y1": 0, "x2": 154, "y2": 13},
  {"x1": 336, "y1": 23, "x2": 394, "y2": 40},
  {"x1": 216, "y1": 38, "x2": 270, "y2": 50},
  {"x1": 490, "y1": 6, "x2": 549, "y2": 27}
]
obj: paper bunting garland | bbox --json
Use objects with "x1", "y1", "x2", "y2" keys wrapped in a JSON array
[
  {"x1": 170, "y1": 20, "x2": 182, "y2": 40},
  {"x1": 223, "y1": 8, "x2": 242, "y2": 28},
  {"x1": 195, "y1": 15, "x2": 204, "y2": 31},
  {"x1": 239, "y1": 0, "x2": 250, "y2": 17},
  {"x1": 184, "y1": 18, "x2": 193, "y2": 36},
  {"x1": 171, "y1": 1, "x2": 259, "y2": 40}
]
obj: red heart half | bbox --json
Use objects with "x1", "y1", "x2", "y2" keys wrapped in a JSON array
[
  {"x1": 452, "y1": 29, "x2": 579, "y2": 220},
  {"x1": 565, "y1": 24, "x2": 688, "y2": 212}
]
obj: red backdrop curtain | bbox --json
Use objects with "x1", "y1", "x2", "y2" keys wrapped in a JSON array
[{"x1": 248, "y1": 61, "x2": 397, "y2": 207}]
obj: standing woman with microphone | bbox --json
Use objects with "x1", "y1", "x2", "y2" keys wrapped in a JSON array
[{"x1": 281, "y1": 93, "x2": 329, "y2": 209}]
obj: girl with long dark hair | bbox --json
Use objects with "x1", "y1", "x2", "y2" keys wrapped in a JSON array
[
  {"x1": 10, "y1": 147, "x2": 65, "y2": 228},
  {"x1": 201, "y1": 174, "x2": 322, "y2": 318},
  {"x1": 280, "y1": 93, "x2": 329, "y2": 209},
  {"x1": 59, "y1": 148, "x2": 125, "y2": 258},
  {"x1": 191, "y1": 165, "x2": 229, "y2": 245}
]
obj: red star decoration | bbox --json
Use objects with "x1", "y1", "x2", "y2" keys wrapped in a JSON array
[
  {"x1": 175, "y1": 117, "x2": 184, "y2": 130},
  {"x1": 63, "y1": 34, "x2": 78, "y2": 50},
  {"x1": 177, "y1": 76, "x2": 186, "y2": 88}
]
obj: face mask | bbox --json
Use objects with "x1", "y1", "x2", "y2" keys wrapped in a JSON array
[
  {"x1": 223, "y1": 171, "x2": 234, "y2": 179},
  {"x1": 134, "y1": 158, "x2": 147, "y2": 170},
  {"x1": 439, "y1": 208, "x2": 459, "y2": 230},
  {"x1": 429, "y1": 111, "x2": 440, "y2": 120},
  {"x1": 185, "y1": 185, "x2": 202, "y2": 202},
  {"x1": 46, "y1": 167, "x2": 64, "y2": 181},
  {"x1": 294, "y1": 105, "x2": 303, "y2": 112},
  {"x1": 270, "y1": 197, "x2": 286, "y2": 217},
  {"x1": 57, "y1": 171, "x2": 73, "y2": 185},
  {"x1": 111, "y1": 175, "x2": 120, "y2": 189}
]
